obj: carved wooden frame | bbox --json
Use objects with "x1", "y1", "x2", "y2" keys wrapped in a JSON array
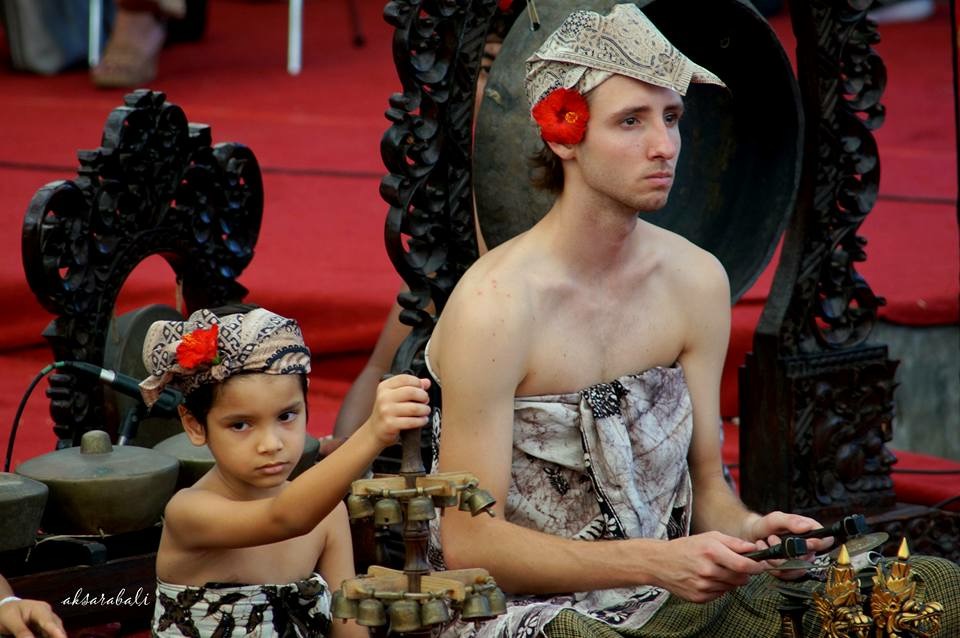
[
  {"x1": 740, "y1": 0, "x2": 894, "y2": 517},
  {"x1": 737, "y1": 0, "x2": 958, "y2": 557},
  {"x1": 22, "y1": 90, "x2": 263, "y2": 447},
  {"x1": 380, "y1": 0, "x2": 504, "y2": 379}
]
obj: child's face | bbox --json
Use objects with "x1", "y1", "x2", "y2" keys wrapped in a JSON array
[{"x1": 189, "y1": 373, "x2": 307, "y2": 494}]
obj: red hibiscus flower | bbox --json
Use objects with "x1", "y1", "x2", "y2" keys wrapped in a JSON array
[
  {"x1": 532, "y1": 87, "x2": 590, "y2": 145},
  {"x1": 176, "y1": 324, "x2": 220, "y2": 369}
]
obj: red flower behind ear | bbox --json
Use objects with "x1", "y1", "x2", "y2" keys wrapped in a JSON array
[
  {"x1": 532, "y1": 88, "x2": 590, "y2": 145},
  {"x1": 497, "y1": 0, "x2": 512, "y2": 11},
  {"x1": 176, "y1": 324, "x2": 220, "y2": 370}
]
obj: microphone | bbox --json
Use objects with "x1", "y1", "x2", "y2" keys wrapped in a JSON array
[{"x1": 55, "y1": 360, "x2": 183, "y2": 419}]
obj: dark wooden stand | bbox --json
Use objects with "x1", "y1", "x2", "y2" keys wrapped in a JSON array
[
  {"x1": 11, "y1": 89, "x2": 264, "y2": 628},
  {"x1": 3, "y1": 528, "x2": 161, "y2": 631},
  {"x1": 738, "y1": 0, "x2": 959, "y2": 561}
]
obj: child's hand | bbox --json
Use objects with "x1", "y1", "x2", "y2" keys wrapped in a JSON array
[{"x1": 366, "y1": 374, "x2": 431, "y2": 445}]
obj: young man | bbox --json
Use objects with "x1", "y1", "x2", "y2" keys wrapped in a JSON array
[{"x1": 424, "y1": 5, "x2": 957, "y2": 637}]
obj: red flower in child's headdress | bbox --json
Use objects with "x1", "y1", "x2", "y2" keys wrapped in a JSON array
[
  {"x1": 176, "y1": 324, "x2": 220, "y2": 370},
  {"x1": 532, "y1": 87, "x2": 590, "y2": 145}
]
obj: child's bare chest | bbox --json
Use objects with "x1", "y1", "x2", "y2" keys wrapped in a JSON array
[
  {"x1": 162, "y1": 528, "x2": 324, "y2": 586},
  {"x1": 230, "y1": 534, "x2": 323, "y2": 582}
]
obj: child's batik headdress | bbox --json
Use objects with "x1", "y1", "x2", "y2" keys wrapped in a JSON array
[{"x1": 139, "y1": 308, "x2": 311, "y2": 407}]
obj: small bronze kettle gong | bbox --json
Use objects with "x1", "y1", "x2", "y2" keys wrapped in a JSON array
[{"x1": 16, "y1": 430, "x2": 179, "y2": 535}]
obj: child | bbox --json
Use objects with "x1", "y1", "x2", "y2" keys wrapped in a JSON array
[{"x1": 138, "y1": 307, "x2": 431, "y2": 637}]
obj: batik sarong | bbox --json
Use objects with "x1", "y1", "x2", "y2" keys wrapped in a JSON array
[
  {"x1": 152, "y1": 572, "x2": 332, "y2": 637},
  {"x1": 425, "y1": 345, "x2": 693, "y2": 638}
]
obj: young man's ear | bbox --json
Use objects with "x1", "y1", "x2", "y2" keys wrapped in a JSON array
[
  {"x1": 546, "y1": 139, "x2": 577, "y2": 160},
  {"x1": 179, "y1": 405, "x2": 207, "y2": 446}
]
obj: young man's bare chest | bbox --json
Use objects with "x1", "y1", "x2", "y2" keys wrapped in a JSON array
[{"x1": 517, "y1": 280, "x2": 685, "y2": 395}]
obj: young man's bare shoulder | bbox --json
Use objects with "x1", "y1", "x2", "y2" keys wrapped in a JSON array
[
  {"x1": 433, "y1": 236, "x2": 539, "y2": 371},
  {"x1": 445, "y1": 236, "x2": 537, "y2": 317},
  {"x1": 650, "y1": 226, "x2": 729, "y2": 294}
]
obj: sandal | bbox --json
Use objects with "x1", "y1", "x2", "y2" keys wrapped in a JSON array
[{"x1": 90, "y1": 0, "x2": 186, "y2": 89}]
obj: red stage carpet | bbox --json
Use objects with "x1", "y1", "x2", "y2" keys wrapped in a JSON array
[{"x1": 0, "y1": 0, "x2": 956, "y2": 614}]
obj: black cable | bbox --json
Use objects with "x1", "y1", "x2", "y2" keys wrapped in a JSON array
[
  {"x1": 932, "y1": 494, "x2": 960, "y2": 511},
  {"x1": 4, "y1": 362, "x2": 57, "y2": 473},
  {"x1": 951, "y1": 0, "x2": 959, "y2": 227}
]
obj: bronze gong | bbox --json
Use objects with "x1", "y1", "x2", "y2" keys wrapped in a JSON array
[
  {"x1": 473, "y1": 0, "x2": 802, "y2": 300},
  {"x1": 17, "y1": 429, "x2": 179, "y2": 534},
  {"x1": 0, "y1": 473, "x2": 48, "y2": 551}
]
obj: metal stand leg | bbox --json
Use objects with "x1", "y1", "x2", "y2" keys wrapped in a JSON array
[
  {"x1": 287, "y1": 0, "x2": 303, "y2": 75},
  {"x1": 88, "y1": 0, "x2": 103, "y2": 67},
  {"x1": 347, "y1": 0, "x2": 365, "y2": 47}
]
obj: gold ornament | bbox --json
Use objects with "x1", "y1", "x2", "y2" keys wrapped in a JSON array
[
  {"x1": 811, "y1": 544, "x2": 874, "y2": 638},
  {"x1": 870, "y1": 539, "x2": 944, "y2": 638}
]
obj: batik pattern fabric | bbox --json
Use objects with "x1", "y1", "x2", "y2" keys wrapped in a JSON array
[
  {"x1": 524, "y1": 3, "x2": 725, "y2": 111},
  {"x1": 152, "y1": 573, "x2": 332, "y2": 637},
  {"x1": 139, "y1": 307, "x2": 311, "y2": 407},
  {"x1": 423, "y1": 347, "x2": 693, "y2": 638}
]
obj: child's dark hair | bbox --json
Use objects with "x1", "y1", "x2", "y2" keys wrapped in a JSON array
[{"x1": 176, "y1": 302, "x2": 310, "y2": 426}]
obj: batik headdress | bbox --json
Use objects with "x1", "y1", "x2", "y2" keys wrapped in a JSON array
[
  {"x1": 139, "y1": 308, "x2": 311, "y2": 407},
  {"x1": 525, "y1": 4, "x2": 725, "y2": 143}
]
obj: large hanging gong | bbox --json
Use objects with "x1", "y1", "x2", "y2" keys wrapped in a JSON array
[{"x1": 473, "y1": 0, "x2": 802, "y2": 301}]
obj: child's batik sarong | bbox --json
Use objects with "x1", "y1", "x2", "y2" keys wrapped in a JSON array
[{"x1": 152, "y1": 572, "x2": 332, "y2": 637}]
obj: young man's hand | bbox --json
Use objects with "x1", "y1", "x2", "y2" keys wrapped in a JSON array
[
  {"x1": 646, "y1": 532, "x2": 766, "y2": 603},
  {"x1": 744, "y1": 511, "x2": 833, "y2": 553},
  {"x1": 743, "y1": 510, "x2": 834, "y2": 579}
]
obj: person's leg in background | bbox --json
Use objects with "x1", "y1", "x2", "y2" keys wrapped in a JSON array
[
  {"x1": 0, "y1": 0, "x2": 113, "y2": 75},
  {"x1": 91, "y1": 0, "x2": 206, "y2": 88}
]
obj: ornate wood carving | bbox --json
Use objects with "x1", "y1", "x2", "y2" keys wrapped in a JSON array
[
  {"x1": 376, "y1": 0, "x2": 517, "y2": 568},
  {"x1": 871, "y1": 505, "x2": 960, "y2": 564},
  {"x1": 739, "y1": 0, "x2": 899, "y2": 520},
  {"x1": 380, "y1": 0, "x2": 503, "y2": 378},
  {"x1": 22, "y1": 89, "x2": 263, "y2": 447},
  {"x1": 377, "y1": 0, "x2": 506, "y2": 477}
]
